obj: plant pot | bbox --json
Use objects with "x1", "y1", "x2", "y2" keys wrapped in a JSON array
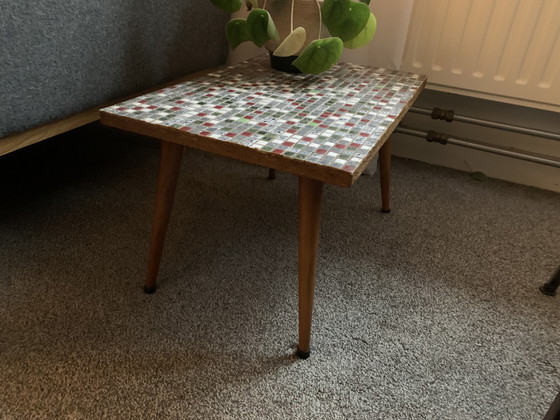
[{"x1": 269, "y1": 52, "x2": 302, "y2": 74}]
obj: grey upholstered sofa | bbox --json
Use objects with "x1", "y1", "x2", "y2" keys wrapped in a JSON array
[{"x1": 0, "y1": 1, "x2": 229, "y2": 154}]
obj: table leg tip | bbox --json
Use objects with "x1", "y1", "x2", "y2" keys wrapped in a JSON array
[
  {"x1": 381, "y1": 209, "x2": 391, "y2": 213},
  {"x1": 144, "y1": 285, "x2": 157, "y2": 294},
  {"x1": 296, "y1": 348, "x2": 311, "y2": 359},
  {"x1": 540, "y1": 285, "x2": 556, "y2": 296}
]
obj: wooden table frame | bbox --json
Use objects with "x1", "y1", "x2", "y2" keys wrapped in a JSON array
[
  {"x1": 100, "y1": 57, "x2": 425, "y2": 358},
  {"x1": 142, "y1": 137, "x2": 392, "y2": 358}
]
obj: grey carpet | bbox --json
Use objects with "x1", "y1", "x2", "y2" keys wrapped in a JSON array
[{"x1": 1, "y1": 123, "x2": 559, "y2": 419}]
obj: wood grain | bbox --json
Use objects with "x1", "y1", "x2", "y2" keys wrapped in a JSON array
[
  {"x1": 297, "y1": 176, "x2": 324, "y2": 357},
  {"x1": 144, "y1": 141, "x2": 184, "y2": 293},
  {"x1": 100, "y1": 80, "x2": 426, "y2": 188},
  {"x1": 100, "y1": 113, "x2": 354, "y2": 187},
  {"x1": 379, "y1": 136, "x2": 392, "y2": 213},
  {"x1": 0, "y1": 109, "x2": 100, "y2": 157}
]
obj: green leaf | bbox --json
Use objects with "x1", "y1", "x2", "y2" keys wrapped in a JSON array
[
  {"x1": 273, "y1": 27, "x2": 307, "y2": 57},
  {"x1": 226, "y1": 19, "x2": 250, "y2": 49},
  {"x1": 267, "y1": 11, "x2": 280, "y2": 41},
  {"x1": 247, "y1": 9, "x2": 279, "y2": 47},
  {"x1": 321, "y1": 0, "x2": 350, "y2": 28},
  {"x1": 326, "y1": 1, "x2": 370, "y2": 42},
  {"x1": 210, "y1": 0, "x2": 243, "y2": 13},
  {"x1": 359, "y1": 0, "x2": 371, "y2": 4},
  {"x1": 344, "y1": 12, "x2": 377, "y2": 49},
  {"x1": 292, "y1": 37, "x2": 344, "y2": 74}
]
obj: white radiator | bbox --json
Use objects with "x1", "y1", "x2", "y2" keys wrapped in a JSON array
[{"x1": 400, "y1": 0, "x2": 560, "y2": 112}]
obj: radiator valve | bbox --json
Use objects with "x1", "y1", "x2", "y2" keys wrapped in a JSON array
[
  {"x1": 426, "y1": 130, "x2": 449, "y2": 145},
  {"x1": 431, "y1": 107, "x2": 455, "y2": 122}
]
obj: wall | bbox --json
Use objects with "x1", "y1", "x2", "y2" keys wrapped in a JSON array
[
  {"x1": 229, "y1": 0, "x2": 414, "y2": 68},
  {"x1": 396, "y1": 0, "x2": 560, "y2": 192},
  {"x1": 395, "y1": 90, "x2": 560, "y2": 192},
  {"x1": 228, "y1": 0, "x2": 560, "y2": 192}
]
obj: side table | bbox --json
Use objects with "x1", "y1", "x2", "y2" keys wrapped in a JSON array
[{"x1": 101, "y1": 56, "x2": 426, "y2": 358}]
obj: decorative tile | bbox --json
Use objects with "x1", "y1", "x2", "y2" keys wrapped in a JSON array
[{"x1": 102, "y1": 55, "x2": 425, "y2": 177}]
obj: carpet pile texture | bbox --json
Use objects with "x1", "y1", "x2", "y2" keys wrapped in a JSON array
[{"x1": 1, "y1": 124, "x2": 559, "y2": 419}]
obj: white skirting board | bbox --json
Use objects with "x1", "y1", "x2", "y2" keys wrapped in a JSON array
[
  {"x1": 392, "y1": 134, "x2": 560, "y2": 193},
  {"x1": 393, "y1": 89, "x2": 560, "y2": 192}
]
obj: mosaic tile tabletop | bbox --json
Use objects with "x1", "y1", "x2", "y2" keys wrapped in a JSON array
[{"x1": 102, "y1": 55, "x2": 426, "y2": 185}]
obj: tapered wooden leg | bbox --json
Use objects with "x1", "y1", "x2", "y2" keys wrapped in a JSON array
[
  {"x1": 379, "y1": 137, "x2": 392, "y2": 213},
  {"x1": 144, "y1": 141, "x2": 184, "y2": 294},
  {"x1": 297, "y1": 176, "x2": 324, "y2": 359},
  {"x1": 540, "y1": 265, "x2": 560, "y2": 296}
]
